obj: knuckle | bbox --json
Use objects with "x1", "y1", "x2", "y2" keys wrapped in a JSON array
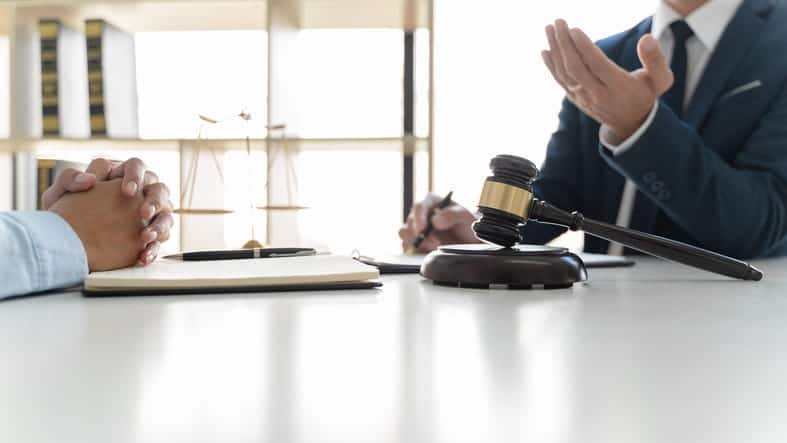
[
  {"x1": 40, "y1": 189, "x2": 54, "y2": 203},
  {"x1": 147, "y1": 182, "x2": 167, "y2": 194},
  {"x1": 163, "y1": 212, "x2": 175, "y2": 227},
  {"x1": 60, "y1": 167, "x2": 80, "y2": 177},
  {"x1": 153, "y1": 213, "x2": 174, "y2": 228},
  {"x1": 146, "y1": 183, "x2": 172, "y2": 202},
  {"x1": 55, "y1": 168, "x2": 80, "y2": 185},
  {"x1": 89, "y1": 158, "x2": 113, "y2": 171},
  {"x1": 144, "y1": 170, "x2": 160, "y2": 183},
  {"x1": 128, "y1": 157, "x2": 145, "y2": 167}
]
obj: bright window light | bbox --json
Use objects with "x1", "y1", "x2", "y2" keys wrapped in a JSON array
[{"x1": 135, "y1": 30, "x2": 268, "y2": 139}]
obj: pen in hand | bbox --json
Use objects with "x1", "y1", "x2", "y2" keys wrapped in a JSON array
[{"x1": 409, "y1": 191, "x2": 454, "y2": 253}]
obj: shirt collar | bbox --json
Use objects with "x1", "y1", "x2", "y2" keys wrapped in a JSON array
[{"x1": 652, "y1": 0, "x2": 744, "y2": 51}]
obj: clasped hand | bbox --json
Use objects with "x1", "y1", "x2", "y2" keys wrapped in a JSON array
[{"x1": 43, "y1": 158, "x2": 174, "y2": 271}]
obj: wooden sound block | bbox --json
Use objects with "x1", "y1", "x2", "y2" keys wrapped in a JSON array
[{"x1": 421, "y1": 244, "x2": 587, "y2": 289}]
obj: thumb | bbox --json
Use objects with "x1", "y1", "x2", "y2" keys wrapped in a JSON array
[
  {"x1": 637, "y1": 34, "x2": 673, "y2": 95},
  {"x1": 41, "y1": 169, "x2": 97, "y2": 209}
]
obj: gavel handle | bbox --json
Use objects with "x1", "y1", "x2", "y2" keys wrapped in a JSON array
[{"x1": 530, "y1": 200, "x2": 763, "y2": 281}]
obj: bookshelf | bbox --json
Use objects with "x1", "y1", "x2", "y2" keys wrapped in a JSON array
[{"x1": 1, "y1": 0, "x2": 433, "y2": 251}]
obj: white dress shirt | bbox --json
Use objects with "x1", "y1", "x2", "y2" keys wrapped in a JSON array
[{"x1": 602, "y1": 0, "x2": 744, "y2": 255}]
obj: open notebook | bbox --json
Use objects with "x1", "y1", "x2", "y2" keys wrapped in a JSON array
[{"x1": 83, "y1": 255, "x2": 381, "y2": 297}]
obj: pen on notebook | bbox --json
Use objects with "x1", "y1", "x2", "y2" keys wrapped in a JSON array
[
  {"x1": 410, "y1": 191, "x2": 454, "y2": 253},
  {"x1": 164, "y1": 248, "x2": 316, "y2": 261}
]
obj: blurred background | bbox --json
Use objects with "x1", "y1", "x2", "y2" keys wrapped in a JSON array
[{"x1": 0, "y1": 0, "x2": 654, "y2": 254}]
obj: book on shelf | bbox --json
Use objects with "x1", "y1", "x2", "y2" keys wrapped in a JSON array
[
  {"x1": 38, "y1": 18, "x2": 91, "y2": 138},
  {"x1": 0, "y1": 154, "x2": 12, "y2": 211},
  {"x1": 9, "y1": 19, "x2": 91, "y2": 210},
  {"x1": 85, "y1": 19, "x2": 139, "y2": 138}
]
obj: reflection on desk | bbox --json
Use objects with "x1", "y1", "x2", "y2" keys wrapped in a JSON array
[{"x1": 2, "y1": 257, "x2": 786, "y2": 443}]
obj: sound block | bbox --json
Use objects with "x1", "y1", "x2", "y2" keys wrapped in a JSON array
[{"x1": 421, "y1": 244, "x2": 587, "y2": 289}]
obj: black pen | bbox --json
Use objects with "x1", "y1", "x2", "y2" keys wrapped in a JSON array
[
  {"x1": 411, "y1": 191, "x2": 454, "y2": 252},
  {"x1": 163, "y1": 248, "x2": 316, "y2": 261}
]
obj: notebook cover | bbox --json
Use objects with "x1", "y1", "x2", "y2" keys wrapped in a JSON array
[{"x1": 83, "y1": 280, "x2": 382, "y2": 297}]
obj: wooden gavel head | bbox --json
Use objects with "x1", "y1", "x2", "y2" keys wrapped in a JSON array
[
  {"x1": 471, "y1": 154, "x2": 762, "y2": 281},
  {"x1": 473, "y1": 154, "x2": 539, "y2": 247}
]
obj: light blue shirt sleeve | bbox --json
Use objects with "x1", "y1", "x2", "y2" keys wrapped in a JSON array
[{"x1": 0, "y1": 211, "x2": 88, "y2": 299}]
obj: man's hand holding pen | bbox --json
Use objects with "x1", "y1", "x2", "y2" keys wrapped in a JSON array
[{"x1": 399, "y1": 192, "x2": 479, "y2": 254}]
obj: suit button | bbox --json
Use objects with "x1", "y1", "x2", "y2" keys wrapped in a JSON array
[
  {"x1": 643, "y1": 172, "x2": 658, "y2": 183},
  {"x1": 650, "y1": 181, "x2": 664, "y2": 192},
  {"x1": 658, "y1": 190, "x2": 672, "y2": 201}
]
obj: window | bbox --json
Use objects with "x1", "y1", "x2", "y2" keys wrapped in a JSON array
[{"x1": 135, "y1": 30, "x2": 268, "y2": 139}]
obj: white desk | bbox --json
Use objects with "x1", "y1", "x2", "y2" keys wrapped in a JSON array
[{"x1": 2, "y1": 258, "x2": 787, "y2": 443}]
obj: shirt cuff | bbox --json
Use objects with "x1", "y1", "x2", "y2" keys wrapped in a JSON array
[
  {"x1": 7, "y1": 211, "x2": 89, "y2": 293},
  {"x1": 600, "y1": 101, "x2": 660, "y2": 156}
]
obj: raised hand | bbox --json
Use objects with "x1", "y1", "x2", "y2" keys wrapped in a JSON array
[{"x1": 541, "y1": 19, "x2": 673, "y2": 142}]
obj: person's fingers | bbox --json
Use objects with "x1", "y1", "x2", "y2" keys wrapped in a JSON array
[
  {"x1": 399, "y1": 216, "x2": 417, "y2": 251},
  {"x1": 417, "y1": 236, "x2": 441, "y2": 254},
  {"x1": 112, "y1": 167, "x2": 158, "y2": 187},
  {"x1": 636, "y1": 34, "x2": 673, "y2": 94},
  {"x1": 542, "y1": 50, "x2": 570, "y2": 91},
  {"x1": 143, "y1": 211, "x2": 174, "y2": 245},
  {"x1": 108, "y1": 157, "x2": 147, "y2": 196},
  {"x1": 85, "y1": 158, "x2": 116, "y2": 180},
  {"x1": 140, "y1": 182, "x2": 172, "y2": 223},
  {"x1": 546, "y1": 24, "x2": 574, "y2": 86},
  {"x1": 138, "y1": 241, "x2": 161, "y2": 266},
  {"x1": 398, "y1": 225, "x2": 412, "y2": 243},
  {"x1": 568, "y1": 27, "x2": 628, "y2": 83},
  {"x1": 142, "y1": 170, "x2": 160, "y2": 187},
  {"x1": 411, "y1": 204, "x2": 429, "y2": 232},
  {"x1": 412, "y1": 194, "x2": 441, "y2": 232},
  {"x1": 554, "y1": 20, "x2": 605, "y2": 95},
  {"x1": 431, "y1": 206, "x2": 472, "y2": 231},
  {"x1": 41, "y1": 168, "x2": 97, "y2": 209}
]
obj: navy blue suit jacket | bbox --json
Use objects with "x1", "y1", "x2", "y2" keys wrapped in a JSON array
[{"x1": 522, "y1": 0, "x2": 787, "y2": 259}]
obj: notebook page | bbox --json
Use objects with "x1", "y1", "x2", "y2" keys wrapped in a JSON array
[{"x1": 85, "y1": 255, "x2": 380, "y2": 290}]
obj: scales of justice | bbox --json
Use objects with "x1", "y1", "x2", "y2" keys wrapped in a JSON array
[{"x1": 174, "y1": 111, "x2": 306, "y2": 248}]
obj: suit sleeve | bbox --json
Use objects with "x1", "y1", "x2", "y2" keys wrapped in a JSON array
[
  {"x1": 520, "y1": 97, "x2": 583, "y2": 245},
  {"x1": 0, "y1": 211, "x2": 88, "y2": 299},
  {"x1": 599, "y1": 82, "x2": 787, "y2": 259}
]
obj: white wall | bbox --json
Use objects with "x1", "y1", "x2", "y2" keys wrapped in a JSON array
[{"x1": 432, "y1": 0, "x2": 656, "y2": 207}]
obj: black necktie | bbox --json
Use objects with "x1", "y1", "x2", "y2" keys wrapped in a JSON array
[
  {"x1": 662, "y1": 20, "x2": 695, "y2": 118},
  {"x1": 645, "y1": 20, "x2": 694, "y2": 239}
]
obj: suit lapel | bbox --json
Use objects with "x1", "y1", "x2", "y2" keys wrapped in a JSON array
[{"x1": 685, "y1": 0, "x2": 773, "y2": 129}]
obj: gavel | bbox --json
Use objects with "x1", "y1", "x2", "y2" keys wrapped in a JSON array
[{"x1": 472, "y1": 154, "x2": 763, "y2": 281}]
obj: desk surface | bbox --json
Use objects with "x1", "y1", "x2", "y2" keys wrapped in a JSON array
[{"x1": 2, "y1": 257, "x2": 787, "y2": 443}]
